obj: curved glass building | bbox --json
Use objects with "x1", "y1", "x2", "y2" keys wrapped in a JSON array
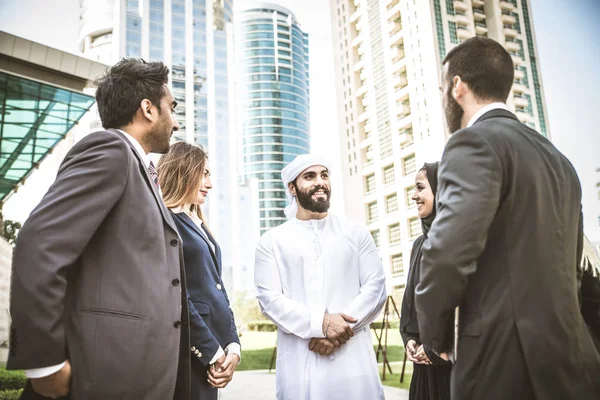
[{"x1": 235, "y1": 3, "x2": 310, "y2": 234}]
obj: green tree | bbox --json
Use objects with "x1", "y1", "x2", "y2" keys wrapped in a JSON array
[{"x1": 2, "y1": 220, "x2": 21, "y2": 246}]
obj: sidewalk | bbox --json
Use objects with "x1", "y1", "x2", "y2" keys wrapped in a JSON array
[{"x1": 221, "y1": 370, "x2": 409, "y2": 399}]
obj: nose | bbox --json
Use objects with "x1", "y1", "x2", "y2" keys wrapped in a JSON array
[
  {"x1": 173, "y1": 117, "x2": 180, "y2": 131},
  {"x1": 411, "y1": 189, "x2": 419, "y2": 201},
  {"x1": 205, "y1": 176, "x2": 213, "y2": 189}
]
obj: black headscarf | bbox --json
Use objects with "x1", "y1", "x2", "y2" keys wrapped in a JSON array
[{"x1": 400, "y1": 162, "x2": 439, "y2": 345}]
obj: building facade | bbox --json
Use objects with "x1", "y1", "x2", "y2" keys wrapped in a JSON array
[
  {"x1": 235, "y1": 3, "x2": 310, "y2": 235},
  {"x1": 79, "y1": 0, "x2": 241, "y2": 292},
  {"x1": 330, "y1": 0, "x2": 550, "y2": 290}
]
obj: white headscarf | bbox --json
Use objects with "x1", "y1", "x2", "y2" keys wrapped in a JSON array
[{"x1": 281, "y1": 154, "x2": 332, "y2": 219}]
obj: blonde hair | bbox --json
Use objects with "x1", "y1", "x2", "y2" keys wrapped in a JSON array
[{"x1": 157, "y1": 141, "x2": 208, "y2": 222}]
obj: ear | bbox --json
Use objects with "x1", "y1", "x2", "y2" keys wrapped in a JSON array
[
  {"x1": 453, "y1": 76, "x2": 467, "y2": 100},
  {"x1": 288, "y1": 182, "x2": 296, "y2": 196},
  {"x1": 140, "y1": 99, "x2": 155, "y2": 122}
]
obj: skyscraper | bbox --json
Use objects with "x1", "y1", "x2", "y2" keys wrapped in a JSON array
[
  {"x1": 79, "y1": 0, "x2": 238, "y2": 290},
  {"x1": 330, "y1": 0, "x2": 550, "y2": 289},
  {"x1": 235, "y1": 3, "x2": 310, "y2": 235}
]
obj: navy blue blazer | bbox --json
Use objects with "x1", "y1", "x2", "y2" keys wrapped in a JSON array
[{"x1": 171, "y1": 212, "x2": 239, "y2": 368}]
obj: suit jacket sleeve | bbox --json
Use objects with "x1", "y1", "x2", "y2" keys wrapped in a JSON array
[
  {"x1": 415, "y1": 128, "x2": 502, "y2": 353},
  {"x1": 219, "y1": 283, "x2": 241, "y2": 347},
  {"x1": 342, "y1": 227, "x2": 387, "y2": 332},
  {"x1": 7, "y1": 132, "x2": 129, "y2": 370},
  {"x1": 187, "y1": 289, "x2": 221, "y2": 367}
]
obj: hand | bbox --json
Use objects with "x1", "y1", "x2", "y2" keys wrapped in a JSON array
[
  {"x1": 414, "y1": 345, "x2": 432, "y2": 365},
  {"x1": 308, "y1": 338, "x2": 335, "y2": 356},
  {"x1": 207, "y1": 352, "x2": 240, "y2": 389},
  {"x1": 31, "y1": 360, "x2": 71, "y2": 399},
  {"x1": 439, "y1": 352, "x2": 450, "y2": 361},
  {"x1": 324, "y1": 313, "x2": 357, "y2": 345},
  {"x1": 405, "y1": 340, "x2": 420, "y2": 363}
]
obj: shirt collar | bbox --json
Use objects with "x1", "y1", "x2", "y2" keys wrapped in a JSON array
[
  {"x1": 117, "y1": 129, "x2": 151, "y2": 168},
  {"x1": 466, "y1": 102, "x2": 511, "y2": 128}
]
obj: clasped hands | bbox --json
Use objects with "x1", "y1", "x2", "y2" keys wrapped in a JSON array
[
  {"x1": 308, "y1": 312, "x2": 357, "y2": 356},
  {"x1": 207, "y1": 351, "x2": 240, "y2": 389},
  {"x1": 406, "y1": 339, "x2": 450, "y2": 365}
]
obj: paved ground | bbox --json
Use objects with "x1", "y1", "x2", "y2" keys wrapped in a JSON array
[{"x1": 221, "y1": 370, "x2": 409, "y2": 399}]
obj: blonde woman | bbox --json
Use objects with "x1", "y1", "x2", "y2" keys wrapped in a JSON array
[{"x1": 158, "y1": 142, "x2": 240, "y2": 400}]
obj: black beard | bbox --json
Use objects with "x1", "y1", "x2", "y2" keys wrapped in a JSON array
[
  {"x1": 445, "y1": 90, "x2": 464, "y2": 134},
  {"x1": 295, "y1": 185, "x2": 331, "y2": 213}
]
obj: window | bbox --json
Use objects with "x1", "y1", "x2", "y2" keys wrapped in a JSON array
[
  {"x1": 365, "y1": 174, "x2": 376, "y2": 193},
  {"x1": 383, "y1": 164, "x2": 395, "y2": 185},
  {"x1": 403, "y1": 154, "x2": 416, "y2": 175},
  {"x1": 405, "y1": 186, "x2": 416, "y2": 210},
  {"x1": 391, "y1": 253, "x2": 404, "y2": 276},
  {"x1": 409, "y1": 217, "x2": 422, "y2": 239},
  {"x1": 386, "y1": 193, "x2": 399, "y2": 214},
  {"x1": 367, "y1": 202, "x2": 378, "y2": 222},
  {"x1": 371, "y1": 230, "x2": 380, "y2": 248},
  {"x1": 388, "y1": 223, "x2": 401, "y2": 245}
]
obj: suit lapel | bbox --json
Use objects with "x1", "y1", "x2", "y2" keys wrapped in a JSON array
[
  {"x1": 109, "y1": 129, "x2": 178, "y2": 234},
  {"x1": 202, "y1": 223, "x2": 222, "y2": 275},
  {"x1": 174, "y1": 213, "x2": 221, "y2": 273}
]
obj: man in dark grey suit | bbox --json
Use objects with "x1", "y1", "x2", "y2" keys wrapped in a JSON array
[
  {"x1": 7, "y1": 59, "x2": 191, "y2": 399},
  {"x1": 415, "y1": 37, "x2": 600, "y2": 399}
]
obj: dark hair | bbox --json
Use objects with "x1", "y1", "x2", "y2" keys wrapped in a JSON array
[
  {"x1": 443, "y1": 37, "x2": 514, "y2": 102},
  {"x1": 95, "y1": 58, "x2": 170, "y2": 129}
]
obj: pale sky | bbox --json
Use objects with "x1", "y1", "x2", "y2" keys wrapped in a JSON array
[{"x1": 0, "y1": 0, "x2": 598, "y2": 241}]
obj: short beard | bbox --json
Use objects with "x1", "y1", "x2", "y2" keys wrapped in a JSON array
[
  {"x1": 445, "y1": 89, "x2": 464, "y2": 134},
  {"x1": 147, "y1": 107, "x2": 172, "y2": 154},
  {"x1": 294, "y1": 183, "x2": 331, "y2": 214}
]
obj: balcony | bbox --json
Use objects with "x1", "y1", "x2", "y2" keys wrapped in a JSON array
[
  {"x1": 455, "y1": 13, "x2": 471, "y2": 26},
  {"x1": 387, "y1": 1, "x2": 402, "y2": 17},
  {"x1": 356, "y1": 81, "x2": 368, "y2": 97},
  {"x1": 473, "y1": 9, "x2": 485, "y2": 21},
  {"x1": 389, "y1": 29, "x2": 404, "y2": 47},
  {"x1": 511, "y1": 54, "x2": 523, "y2": 65},
  {"x1": 391, "y1": 46, "x2": 405, "y2": 63},
  {"x1": 454, "y1": 1, "x2": 468, "y2": 11},
  {"x1": 351, "y1": 34, "x2": 363, "y2": 48},
  {"x1": 499, "y1": 1, "x2": 515, "y2": 11},
  {"x1": 392, "y1": 75, "x2": 408, "y2": 90},
  {"x1": 512, "y1": 82, "x2": 527, "y2": 93},
  {"x1": 501, "y1": 12, "x2": 516, "y2": 24},
  {"x1": 457, "y1": 28, "x2": 472, "y2": 40},
  {"x1": 475, "y1": 22, "x2": 487, "y2": 35},
  {"x1": 504, "y1": 40, "x2": 519, "y2": 52},
  {"x1": 389, "y1": 20, "x2": 402, "y2": 36},
  {"x1": 503, "y1": 27, "x2": 519, "y2": 38},
  {"x1": 397, "y1": 102, "x2": 411, "y2": 119},
  {"x1": 513, "y1": 95, "x2": 528, "y2": 108},
  {"x1": 350, "y1": 8, "x2": 361, "y2": 23},
  {"x1": 472, "y1": 0, "x2": 483, "y2": 5},
  {"x1": 398, "y1": 129, "x2": 413, "y2": 145},
  {"x1": 515, "y1": 111, "x2": 533, "y2": 123},
  {"x1": 514, "y1": 68, "x2": 525, "y2": 79},
  {"x1": 354, "y1": 58, "x2": 365, "y2": 72}
]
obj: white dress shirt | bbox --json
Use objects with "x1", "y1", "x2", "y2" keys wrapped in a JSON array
[
  {"x1": 170, "y1": 204, "x2": 241, "y2": 365},
  {"x1": 466, "y1": 102, "x2": 511, "y2": 128}
]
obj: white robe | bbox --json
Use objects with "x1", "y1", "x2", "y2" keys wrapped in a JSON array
[{"x1": 254, "y1": 214, "x2": 387, "y2": 400}]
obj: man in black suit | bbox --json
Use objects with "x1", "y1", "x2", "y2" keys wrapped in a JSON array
[{"x1": 415, "y1": 37, "x2": 600, "y2": 399}]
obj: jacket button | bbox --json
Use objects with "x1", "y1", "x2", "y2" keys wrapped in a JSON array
[
  {"x1": 216, "y1": 283, "x2": 222, "y2": 291},
  {"x1": 174, "y1": 321, "x2": 181, "y2": 328},
  {"x1": 172, "y1": 279, "x2": 180, "y2": 286},
  {"x1": 170, "y1": 239, "x2": 178, "y2": 246}
]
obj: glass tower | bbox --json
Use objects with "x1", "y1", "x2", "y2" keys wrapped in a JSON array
[{"x1": 235, "y1": 4, "x2": 310, "y2": 234}]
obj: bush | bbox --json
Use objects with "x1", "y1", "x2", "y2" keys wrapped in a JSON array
[
  {"x1": 0, "y1": 369, "x2": 26, "y2": 391},
  {"x1": 370, "y1": 320, "x2": 400, "y2": 330},
  {"x1": 246, "y1": 320, "x2": 277, "y2": 332},
  {"x1": 0, "y1": 389, "x2": 23, "y2": 400}
]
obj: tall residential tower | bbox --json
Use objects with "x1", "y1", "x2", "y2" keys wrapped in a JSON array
[
  {"x1": 330, "y1": 0, "x2": 549, "y2": 290},
  {"x1": 235, "y1": 3, "x2": 310, "y2": 235}
]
